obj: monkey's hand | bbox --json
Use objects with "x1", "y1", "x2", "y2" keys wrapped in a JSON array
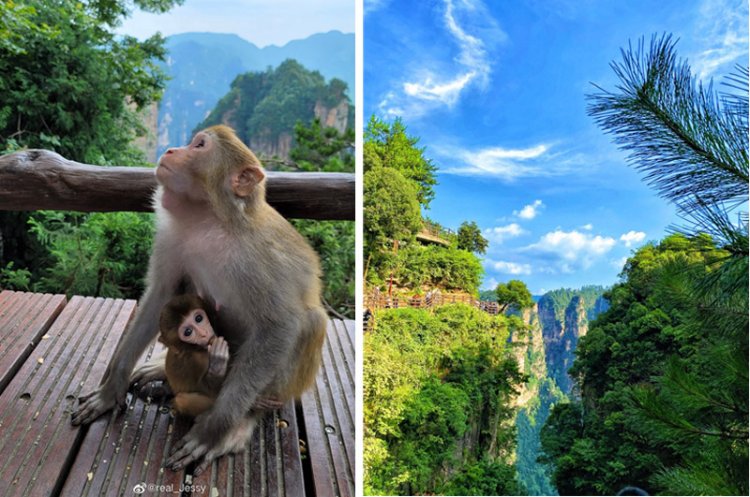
[
  {"x1": 207, "y1": 336, "x2": 229, "y2": 379},
  {"x1": 71, "y1": 386, "x2": 125, "y2": 426},
  {"x1": 130, "y1": 349, "x2": 167, "y2": 387}
]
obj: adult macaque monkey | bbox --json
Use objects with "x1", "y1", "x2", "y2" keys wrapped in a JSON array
[
  {"x1": 156, "y1": 294, "x2": 283, "y2": 416},
  {"x1": 71, "y1": 125, "x2": 327, "y2": 472}
]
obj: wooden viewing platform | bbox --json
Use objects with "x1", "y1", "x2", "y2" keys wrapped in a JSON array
[{"x1": 0, "y1": 290, "x2": 355, "y2": 497}]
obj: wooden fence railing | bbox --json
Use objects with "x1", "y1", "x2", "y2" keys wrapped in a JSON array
[
  {"x1": 0, "y1": 150, "x2": 354, "y2": 220},
  {"x1": 364, "y1": 291, "x2": 500, "y2": 331}
]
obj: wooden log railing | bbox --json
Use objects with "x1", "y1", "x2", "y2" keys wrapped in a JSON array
[{"x1": 0, "y1": 150, "x2": 354, "y2": 220}]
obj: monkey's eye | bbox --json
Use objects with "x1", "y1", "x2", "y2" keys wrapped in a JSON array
[
  {"x1": 195, "y1": 139, "x2": 205, "y2": 148},
  {"x1": 184, "y1": 327, "x2": 193, "y2": 337},
  {"x1": 195, "y1": 313, "x2": 203, "y2": 323}
]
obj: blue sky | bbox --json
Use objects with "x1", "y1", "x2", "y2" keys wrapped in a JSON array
[
  {"x1": 365, "y1": 0, "x2": 748, "y2": 294},
  {"x1": 118, "y1": 0, "x2": 354, "y2": 46}
]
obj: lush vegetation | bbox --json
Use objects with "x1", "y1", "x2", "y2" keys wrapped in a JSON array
[
  {"x1": 540, "y1": 35, "x2": 748, "y2": 496},
  {"x1": 364, "y1": 304, "x2": 525, "y2": 495},
  {"x1": 456, "y1": 221, "x2": 488, "y2": 254},
  {"x1": 0, "y1": 0, "x2": 179, "y2": 298},
  {"x1": 364, "y1": 116, "x2": 487, "y2": 295},
  {"x1": 285, "y1": 118, "x2": 355, "y2": 317},
  {"x1": 516, "y1": 378, "x2": 566, "y2": 496},
  {"x1": 364, "y1": 115, "x2": 437, "y2": 207},
  {"x1": 541, "y1": 234, "x2": 747, "y2": 495},
  {"x1": 196, "y1": 59, "x2": 352, "y2": 155}
]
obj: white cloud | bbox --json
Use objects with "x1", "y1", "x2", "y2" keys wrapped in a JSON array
[
  {"x1": 365, "y1": 0, "x2": 391, "y2": 14},
  {"x1": 523, "y1": 229, "x2": 616, "y2": 273},
  {"x1": 489, "y1": 260, "x2": 533, "y2": 275},
  {"x1": 378, "y1": 0, "x2": 505, "y2": 117},
  {"x1": 514, "y1": 200, "x2": 545, "y2": 220},
  {"x1": 434, "y1": 139, "x2": 595, "y2": 180},
  {"x1": 439, "y1": 143, "x2": 556, "y2": 179},
  {"x1": 483, "y1": 223, "x2": 526, "y2": 244},
  {"x1": 481, "y1": 277, "x2": 499, "y2": 290},
  {"x1": 691, "y1": 0, "x2": 749, "y2": 81},
  {"x1": 620, "y1": 230, "x2": 646, "y2": 247},
  {"x1": 610, "y1": 257, "x2": 628, "y2": 271},
  {"x1": 581, "y1": 223, "x2": 593, "y2": 231}
]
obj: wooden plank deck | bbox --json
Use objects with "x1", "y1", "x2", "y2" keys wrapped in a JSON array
[{"x1": 0, "y1": 290, "x2": 355, "y2": 497}]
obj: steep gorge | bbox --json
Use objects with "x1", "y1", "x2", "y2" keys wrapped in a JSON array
[{"x1": 513, "y1": 287, "x2": 608, "y2": 495}]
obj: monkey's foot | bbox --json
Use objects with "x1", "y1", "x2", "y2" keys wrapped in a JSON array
[
  {"x1": 71, "y1": 389, "x2": 122, "y2": 426},
  {"x1": 166, "y1": 429, "x2": 211, "y2": 471}
]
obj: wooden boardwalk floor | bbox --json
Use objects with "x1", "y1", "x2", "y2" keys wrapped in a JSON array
[{"x1": 0, "y1": 290, "x2": 355, "y2": 497}]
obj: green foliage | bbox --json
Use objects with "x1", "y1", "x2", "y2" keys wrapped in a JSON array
[
  {"x1": 290, "y1": 118, "x2": 354, "y2": 172},
  {"x1": 0, "y1": 262, "x2": 31, "y2": 290},
  {"x1": 587, "y1": 34, "x2": 748, "y2": 213},
  {"x1": 197, "y1": 59, "x2": 350, "y2": 149},
  {"x1": 363, "y1": 167, "x2": 422, "y2": 272},
  {"x1": 27, "y1": 211, "x2": 154, "y2": 298},
  {"x1": 364, "y1": 305, "x2": 524, "y2": 495},
  {"x1": 284, "y1": 118, "x2": 354, "y2": 318},
  {"x1": 456, "y1": 220, "x2": 488, "y2": 254},
  {"x1": 0, "y1": 0, "x2": 171, "y2": 162},
  {"x1": 292, "y1": 219, "x2": 354, "y2": 318},
  {"x1": 543, "y1": 285, "x2": 607, "y2": 322},
  {"x1": 541, "y1": 234, "x2": 748, "y2": 495},
  {"x1": 440, "y1": 457, "x2": 524, "y2": 496},
  {"x1": 516, "y1": 378, "x2": 566, "y2": 496},
  {"x1": 364, "y1": 115, "x2": 437, "y2": 208},
  {"x1": 390, "y1": 244, "x2": 483, "y2": 294},
  {"x1": 496, "y1": 280, "x2": 534, "y2": 313},
  {"x1": 0, "y1": 1, "x2": 57, "y2": 55},
  {"x1": 0, "y1": 0, "x2": 177, "y2": 299}
]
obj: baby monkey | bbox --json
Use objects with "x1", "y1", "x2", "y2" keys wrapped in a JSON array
[{"x1": 157, "y1": 294, "x2": 282, "y2": 416}]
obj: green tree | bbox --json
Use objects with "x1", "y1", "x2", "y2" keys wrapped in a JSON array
[
  {"x1": 456, "y1": 221, "x2": 488, "y2": 254},
  {"x1": 364, "y1": 115, "x2": 437, "y2": 207},
  {"x1": 363, "y1": 166, "x2": 422, "y2": 280},
  {"x1": 0, "y1": 0, "x2": 180, "y2": 299},
  {"x1": 495, "y1": 280, "x2": 534, "y2": 313}
]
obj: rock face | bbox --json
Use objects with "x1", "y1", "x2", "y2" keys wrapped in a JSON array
[
  {"x1": 247, "y1": 99, "x2": 350, "y2": 160},
  {"x1": 513, "y1": 286, "x2": 608, "y2": 495},
  {"x1": 539, "y1": 295, "x2": 588, "y2": 395}
]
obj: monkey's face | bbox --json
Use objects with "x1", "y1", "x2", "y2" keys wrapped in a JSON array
[
  {"x1": 156, "y1": 131, "x2": 214, "y2": 198},
  {"x1": 178, "y1": 307, "x2": 216, "y2": 348}
]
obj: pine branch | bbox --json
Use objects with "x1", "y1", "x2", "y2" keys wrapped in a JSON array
[{"x1": 587, "y1": 34, "x2": 749, "y2": 211}]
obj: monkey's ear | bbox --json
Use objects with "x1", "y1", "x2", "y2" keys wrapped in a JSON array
[{"x1": 232, "y1": 165, "x2": 265, "y2": 197}]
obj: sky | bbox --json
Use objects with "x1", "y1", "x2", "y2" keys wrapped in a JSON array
[
  {"x1": 117, "y1": 0, "x2": 354, "y2": 47},
  {"x1": 365, "y1": 0, "x2": 749, "y2": 295}
]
